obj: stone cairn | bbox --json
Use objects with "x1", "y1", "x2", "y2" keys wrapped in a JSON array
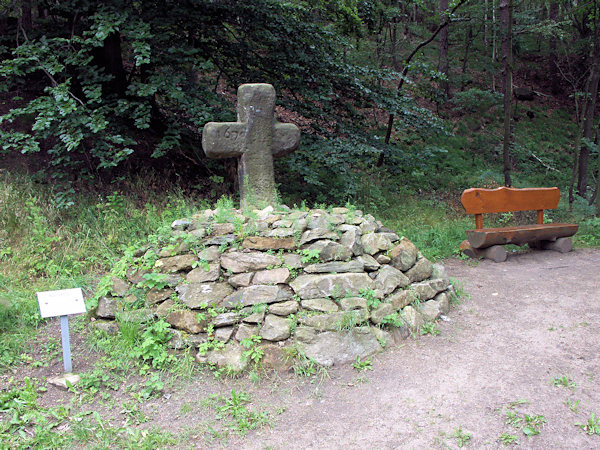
[{"x1": 93, "y1": 204, "x2": 455, "y2": 372}]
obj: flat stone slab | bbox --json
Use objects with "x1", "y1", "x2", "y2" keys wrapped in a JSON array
[
  {"x1": 290, "y1": 273, "x2": 374, "y2": 299},
  {"x1": 221, "y1": 251, "x2": 282, "y2": 273},
  {"x1": 48, "y1": 373, "x2": 81, "y2": 390},
  {"x1": 297, "y1": 327, "x2": 382, "y2": 367},
  {"x1": 177, "y1": 282, "x2": 234, "y2": 309}
]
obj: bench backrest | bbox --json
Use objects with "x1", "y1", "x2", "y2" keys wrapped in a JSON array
[{"x1": 461, "y1": 187, "x2": 560, "y2": 229}]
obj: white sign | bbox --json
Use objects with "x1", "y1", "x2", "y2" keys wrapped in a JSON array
[{"x1": 37, "y1": 288, "x2": 86, "y2": 318}]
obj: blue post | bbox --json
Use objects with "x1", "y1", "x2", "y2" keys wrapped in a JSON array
[{"x1": 60, "y1": 315, "x2": 72, "y2": 373}]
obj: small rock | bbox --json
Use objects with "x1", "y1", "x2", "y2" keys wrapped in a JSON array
[
  {"x1": 374, "y1": 265, "x2": 410, "y2": 295},
  {"x1": 261, "y1": 344, "x2": 294, "y2": 372},
  {"x1": 168, "y1": 329, "x2": 186, "y2": 349},
  {"x1": 177, "y1": 282, "x2": 234, "y2": 309},
  {"x1": 215, "y1": 326, "x2": 234, "y2": 342},
  {"x1": 242, "y1": 236, "x2": 296, "y2": 250},
  {"x1": 299, "y1": 229, "x2": 339, "y2": 245},
  {"x1": 221, "y1": 252, "x2": 282, "y2": 273},
  {"x1": 402, "y1": 305, "x2": 423, "y2": 331},
  {"x1": 146, "y1": 288, "x2": 174, "y2": 306},
  {"x1": 260, "y1": 314, "x2": 291, "y2": 341},
  {"x1": 361, "y1": 232, "x2": 394, "y2": 255},
  {"x1": 211, "y1": 223, "x2": 235, "y2": 235},
  {"x1": 283, "y1": 253, "x2": 303, "y2": 269},
  {"x1": 306, "y1": 240, "x2": 352, "y2": 262},
  {"x1": 228, "y1": 272, "x2": 254, "y2": 288},
  {"x1": 155, "y1": 254, "x2": 197, "y2": 273},
  {"x1": 389, "y1": 237, "x2": 418, "y2": 271},
  {"x1": 294, "y1": 326, "x2": 317, "y2": 343},
  {"x1": 171, "y1": 219, "x2": 192, "y2": 230},
  {"x1": 211, "y1": 312, "x2": 241, "y2": 328},
  {"x1": 198, "y1": 246, "x2": 221, "y2": 262},
  {"x1": 166, "y1": 310, "x2": 204, "y2": 334},
  {"x1": 253, "y1": 268, "x2": 290, "y2": 285},
  {"x1": 96, "y1": 297, "x2": 118, "y2": 319},
  {"x1": 339, "y1": 297, "x2": 368, "y2": 311},
  {"x1": 235, "y1": 324, "x2": 260, "y2": 342},
  {"x1": 301, "y1": 298, "x2": 340, "y2": 313},
  {"x1": 48, "y1": 373, "x2": 81, "y2": 390},
  {"x1": 388, "y1": 289, "x2": 417, "y2": 310},
  {"x1": 186, "y1": 264, "x2": 220, "y2": 283},
  {"x1": 222, "y1": 285, "x2": 293, "y2": 308},
  {"x1": 197, "y1": 342, "x2": 248, "y2": 373},
  {"x1": 376, "y1": 254, "x2": 391, "y2": 264},
  {"x1": 303, "y1": 260, "x2": 364, "y2": 274},
  {"x1": 405, "y1": 257, "x2": 433, "y2": 283},
  {"x1": 370, "y1": 303, "x2": 396, "y2": 324},
  {"x1": 268, "y1": 300, "x2": 299, "y2": 316},
  {"x1": 91, "y1": 320, "x2": 119, "y2": 335},
  {"x1": 242, "y1": 308, "x2": 266, "y2": 323},
  {"x1": 110, "y1": 278, "x2": 130, "y2": 297},
  {"x1": 357, "y1": 254, "x2": 380, "y2": 271}
]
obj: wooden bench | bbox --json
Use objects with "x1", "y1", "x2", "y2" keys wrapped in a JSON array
[{"x1": 459, "y1": 187, "x2": 578, "y2": 262}]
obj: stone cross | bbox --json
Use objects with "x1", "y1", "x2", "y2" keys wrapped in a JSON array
[{"x1": 202, "y1": 83, "x2": 301, "y2": 208}]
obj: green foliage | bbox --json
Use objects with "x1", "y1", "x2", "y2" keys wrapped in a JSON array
[
  {"x1": 213, "y1": 390, "x2": 270, "y2": 435},
  {"x1": 451, "y1": 426, "x2": 471, "y2": 447},
  {"x1": 351, "y1": 356, "x2": 373, "y2": 372},
  {"x1": 358, "y1": 288, "x2": 380, "y2": 309},
  {"x1": 241, "y1": 335, "x2": 264, "y2": 365},
  {"x1": 503, "y1": 402, "x2": 546, "y2": 438},
  {"x1": 300, "y1": 248, "x2": 321, "y2": 264},
  {"x1": 381, "y1": 312, "x2": 405, "y2": 328},
  {"x1": 551, "y1": 375, "x2": 577, "y2": 391},
  {"x1": 137, "y1": 272, "x2": 169, "y2": 290},
  {"x1": 131, "y1": 320, "x2": 174, "y2": 370},
  {"x1": 576, "y1": 413, "x2": 600, "y2": 435}
]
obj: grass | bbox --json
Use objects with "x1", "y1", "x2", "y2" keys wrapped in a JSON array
[{"x1": 552, "y1": 375, "x2": 577, "y2": 391}]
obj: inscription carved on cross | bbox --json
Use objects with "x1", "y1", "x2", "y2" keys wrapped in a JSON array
[{"x1": 202, "y1": 83, "x2": 301, "y2": 208}]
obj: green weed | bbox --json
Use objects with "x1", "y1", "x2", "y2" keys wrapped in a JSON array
[
  {"x1": 552, "y1": 375, "x2": 577, "y2": 391},
  {"x1": 567, "y1": 399, "x2": 580, "y2": 413},
  {"x1": 499, "y1": 432, "x2": 518, "y2": 445},
  {"x1": 241, "y1": 335, "x2": 264, "y2": 366},
  {"x1": 576, "y1": 413, "x2": 600, "y2": 435},
  {"x1": 420, "y1": 321, "x2": 441, "y2": 336},
  {"x1": 452, "y1": 426, "x2": 471, "y2": 447},
  {"x1": 214, "y1": 390, "x2": 270, "y2": 435},
  {"x1": 351, "y1": 356, "x2": 373, "y2": 372}
]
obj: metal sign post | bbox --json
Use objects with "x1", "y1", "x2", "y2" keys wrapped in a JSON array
[{"x1": 37, "y1": 288, "x2": 86, "y2": 373}]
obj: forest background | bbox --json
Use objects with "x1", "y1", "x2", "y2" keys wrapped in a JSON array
[{"x1": 1, "y1": 0, "x2": 600, "y2": 445}]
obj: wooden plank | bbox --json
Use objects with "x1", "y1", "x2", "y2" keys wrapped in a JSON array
[
  {"x1": 461, "y1": 187, "x2": 560, "y2": 214},
  {"x1": 466, "y1": 223, "x2": 578, "y2": 248}
]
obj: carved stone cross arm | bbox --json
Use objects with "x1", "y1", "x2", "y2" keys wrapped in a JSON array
[{"x1": 202, "y1": 83, "x2": 301, "y2": 208}]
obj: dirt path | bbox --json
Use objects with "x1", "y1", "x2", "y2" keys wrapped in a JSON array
[{"x1": 230, "y1": 248, "x2": 600, "y2": 449}]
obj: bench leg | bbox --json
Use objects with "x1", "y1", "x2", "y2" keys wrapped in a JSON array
[
  {"x1": 460, "y1": 241, "x2": 508, "y2": 262},
  {"x1": 539, "y1": 237, "x2": 573, "y2": 253}
]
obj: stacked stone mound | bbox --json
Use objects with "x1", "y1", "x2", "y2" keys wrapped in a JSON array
[{"x1": 94, "y1": 205, "x2": 455, "y2": 371}]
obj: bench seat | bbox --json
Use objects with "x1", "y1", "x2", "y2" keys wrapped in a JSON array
[{"x1": 466, "y1": 223, "x2": 579, "y2": 249}]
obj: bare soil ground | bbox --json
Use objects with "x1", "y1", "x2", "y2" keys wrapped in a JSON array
[
  {"x1": 4, "y1": 248, "x2": 599, "y2": 449},
  {"x1": 234, "y1": 248, "x2": 600, "y2": 449}
]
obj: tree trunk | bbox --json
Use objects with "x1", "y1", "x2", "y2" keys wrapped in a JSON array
[
  {"x1": 548, "y1": 1, "x2": 560, "y2": 94},
  {"x1": 461, "y1": 24, "x2": 473, "y2": 91},
  {"x1": 500, "y1": 0, "x2": 513, "y2": 186},
  {"x1": 483, "y1": 0, "x2": 488, "y2": 54},
  {"x1": 492, "y1": 0, "x2": 497, "y2": 91},
  {"x1": 21, "y1": 0, "x2": 33, "y2": 31},
  {"x1": 577, "y1": 18, "x2": 600, "y2": 197},
  {"x1": 438, "y1": 0, "x2": 450, "y2": 98},
  {"x1": 92, "y1": 31, "x2": 128, "y2": 97}
]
